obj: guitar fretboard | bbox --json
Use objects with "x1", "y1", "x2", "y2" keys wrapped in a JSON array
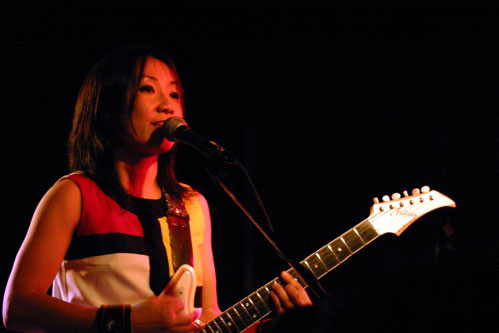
[{"x1": 200, "y1": 219, "x2": 379, "y2": 333}]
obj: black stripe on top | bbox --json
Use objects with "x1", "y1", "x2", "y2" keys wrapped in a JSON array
[{"x1": 65, "y1": 233, "x2": 148, "y2": 260}]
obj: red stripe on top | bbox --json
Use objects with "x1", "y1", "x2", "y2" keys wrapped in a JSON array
[{"x1": 68, "y1": 174, "x2": 144, "y2": 237}]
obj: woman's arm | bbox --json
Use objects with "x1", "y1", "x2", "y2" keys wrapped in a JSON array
[
  {"x1": 195, "y1": 194, "x2": 222, "y2": 323},
  {"x1": 2, "y1": 178, "x2": 97, "y2": 331}
]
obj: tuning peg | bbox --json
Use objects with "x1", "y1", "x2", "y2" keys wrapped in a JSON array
[
  {"x1": 391, "y1": 193, "x2": 401, "y2": 200},
  {"x1": 412, "y1": 188, "x2": 421, "y2": 195},
  {"x1": 421, "y1": 186, "x2": 430, "y2": 193},
  {"x1": 382, "y1": 195, "x2": 390, "y2": 202},
  {"x1": 403, "y1": 190, "x2": 409, "y2": 197},
  {"x1": 373, "y1": 197, "x2": 380, "y2": 204}
]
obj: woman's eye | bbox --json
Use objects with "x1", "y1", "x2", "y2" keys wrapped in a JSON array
[
  {"x1": 139, "y1": 85, "x2": 154, "y2": 93},
  {"x1": 170, "y1": 92, "x2": 180, "y2": 99}
]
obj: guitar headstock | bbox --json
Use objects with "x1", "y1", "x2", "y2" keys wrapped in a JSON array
[{"x1": 369, "y1": 186, "x2": 456, "y2": 236}]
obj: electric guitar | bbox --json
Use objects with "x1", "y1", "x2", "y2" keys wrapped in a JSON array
[{"x1": 164, "y1": 186, "x2": 455, "y2": 333}]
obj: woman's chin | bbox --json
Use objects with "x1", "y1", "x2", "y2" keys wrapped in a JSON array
[{"x1": 147, "y1": 138, "x2": 175, "y2": 155}]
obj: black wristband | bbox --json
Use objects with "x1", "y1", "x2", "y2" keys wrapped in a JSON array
[{"x1": 96, "y1": 305, "x2": 131, "y2": 333}]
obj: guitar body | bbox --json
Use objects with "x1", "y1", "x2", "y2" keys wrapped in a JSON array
[{"x1": 160, "y1": 264, "x2": 198, "y2": 318}]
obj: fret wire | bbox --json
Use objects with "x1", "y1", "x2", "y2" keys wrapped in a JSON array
[
  {"x1": 353, "y1": 227, "x2": 365, "y2": 244},
  {"x1": 235, "y1": 302, "x2": 253, "y2": 326},
  {"x1": 316, "y1": 245, "x2": 339, "y2": 269},
  {"x1": 315, "y1": 252, "x2": 328, "y2": 269},
  {"x1": 329, "y1": 238, "x2": 351, "y2": 260},
  {"x1": 257, "y1": 285, "x2": 270, "y2": 297},
  {"x1": 217, "y1": 315, "x2": 231, "y2": 333},
  {"x1": 303, "y1": 252, "x2": 329, "y2": 278},
  {"x1": 210, "y1": 318, "x2": 223, "y2": 333},
  {"x1": 248, "y1": 293, "x2": 268, "y2": 320},
  {"x1": 303, "y1": 260, "x2": 315, "y2": 277},
  {"x1": 302, "y1": 260, "x2": 317, "y2": 277},
  {"x1": 255, "y1": 291, "x2": 270, "y2": 311},
  {"x1": 225, "y1": 312, "x2": 240, "y2": 331},
  {"x1": 341, "y1": 229, "x2": 364, "y2": 253},
  {"x1": 231, "y1": 306, "x2": 248, "y2": 330},
  {"x1": 327, "y1": 244, "x2": 340, "y2": 261},
  {"x1": 247, "y1": 296, "x2": 262, "y2": 316},
  {"x1": 210, "y1": 322, "x2": 221, "y2": 333},
  {"x1": 339, "y1": 236, "x2": 352, "y2": 252},
  {"x1": 303, "y1": 253, "x2": 328, "y2": 277},
  {"x1": 334, "y1": 237, "x2": 352, "y2": 255},
  {"x1": 264, "y1": 285, "x2": 272, "y2": 294},
  {"x1": 241, "y1": 299, "x2": 259, "y2": 322},
  {"x1": 263, "y1": 282, "x2": 275, "y2": 299},
  {"x1": 203, "y1": 322, "x2": 213, "y2": 333},
  {"x1": 239, "y1": 300, "x2": 252, "y2": 318},
  {"x1": 204, "y1": 324, "x2": 215, "y2": 333}
]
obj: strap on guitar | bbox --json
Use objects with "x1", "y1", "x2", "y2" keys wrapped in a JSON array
[{"x1": 162, "y1": 190, "x2": 194, "y2": 272}]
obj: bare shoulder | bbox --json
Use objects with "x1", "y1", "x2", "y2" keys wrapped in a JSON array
[
  {"x1": 32, "y1": 176, "x2": 82, "y2": 232},
  {"x1": 182, "y1": 187, "x2": 211, "y2": 235},
  {"x1": 191, "y1": 191, "x2": 209, "y2": 208},
  {"x1": 180, "y1": 184, "x2": 209, "y2": 211},
  {"x1": 50, "y1": 176, "x2": 81, "y2": 196},
  {"x1": 42, "y1": 177, "x2": 81, "y2": 208}
]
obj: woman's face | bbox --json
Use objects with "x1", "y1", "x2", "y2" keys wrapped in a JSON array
[{"x1": 128, "y1": 56, "x2": 183, "y2": 155}]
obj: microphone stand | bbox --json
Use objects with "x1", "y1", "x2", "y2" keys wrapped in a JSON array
[{"x1": 205, "y1": 157, "x2": 330, "y2": 300}]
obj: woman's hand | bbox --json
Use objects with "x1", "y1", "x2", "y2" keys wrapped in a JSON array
[
  {"x1": 131, "y1": 295, "x2": 198, "y2": 332},
  {"x1": 270, "y1": 271, "x2": 313, "y2": 316}
]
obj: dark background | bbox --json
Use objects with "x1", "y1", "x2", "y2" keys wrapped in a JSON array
[{"x1": 0, "y1": 8, "x2": 497, "y2": 332}]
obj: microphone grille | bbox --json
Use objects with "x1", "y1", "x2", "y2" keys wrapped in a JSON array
[{"x1": 163, "y1": 116, "x2": 188, "y2": 141}]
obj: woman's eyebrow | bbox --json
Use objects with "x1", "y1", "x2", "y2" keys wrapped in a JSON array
[
  {"x1": 141, "y1": 75, "x2": 178, "y2": 86},
  {"x1": 142, "y1": 75, "x2": 158, "y2": 80}
]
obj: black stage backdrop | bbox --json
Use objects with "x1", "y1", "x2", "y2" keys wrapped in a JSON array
[{"x1": 0, "y1": 9, "x2": 497, "y2": 332}]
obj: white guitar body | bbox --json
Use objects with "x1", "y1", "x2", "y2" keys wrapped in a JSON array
[{"x1": 159, "y1": 264, "x2": 199, "y2": 319}]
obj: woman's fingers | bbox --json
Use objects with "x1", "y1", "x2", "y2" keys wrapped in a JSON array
[
  {"x1": 271, "y1": 271, "x2": 313, "y2": 315},
  {"x1": 280, "y1": 271, "x2": 312, "y2": 306},
  {"x1": 271, "y1": 283, "x2": 292, "y2": 314}
]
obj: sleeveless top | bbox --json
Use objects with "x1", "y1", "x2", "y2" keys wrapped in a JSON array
[{"x1": 52, "y1": 173, "x2": 205, "y2": 307}]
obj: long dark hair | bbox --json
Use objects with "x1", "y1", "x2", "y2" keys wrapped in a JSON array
[{"x1": 68, "y1": 44, "x2": 190, "y2": 205}]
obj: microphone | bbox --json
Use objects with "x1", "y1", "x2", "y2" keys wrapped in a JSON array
[{"x1": 162, "y1": 116, "x2": 239, "y2": 165}]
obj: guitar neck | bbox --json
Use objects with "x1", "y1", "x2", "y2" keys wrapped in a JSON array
[{"x1": 200, "y1": 218, "x2": 379, "y2": 333}]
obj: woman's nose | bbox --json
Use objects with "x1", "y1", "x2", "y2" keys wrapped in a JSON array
[
  {"x1": 157, "y1": 98, "x2": 175, "y2": 114},
  {"x1": 158, "y1": 106, "x2": 174, "y2": 114}
]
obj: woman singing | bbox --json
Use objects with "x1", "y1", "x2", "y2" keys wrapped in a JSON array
[{"x1": 3, "y1": 44, "x2": 311, "y2": 332}]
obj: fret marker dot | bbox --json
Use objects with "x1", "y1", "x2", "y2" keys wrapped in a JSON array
[
  {"x1": 253, "y1": 314, "x2": 257, "y2": 318},
  {"x1": 245, "y1": 302, "x2": 249, "y2": 307},
  {"x1": 338, "y1": 247, "x2": 342, "y2": 252},
  {"x1": 314, "y1": 264, "x2": 318, "y2": 268},
  {"x1": 228, "y1": 323, "x2": 232, "y2": 326}
]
